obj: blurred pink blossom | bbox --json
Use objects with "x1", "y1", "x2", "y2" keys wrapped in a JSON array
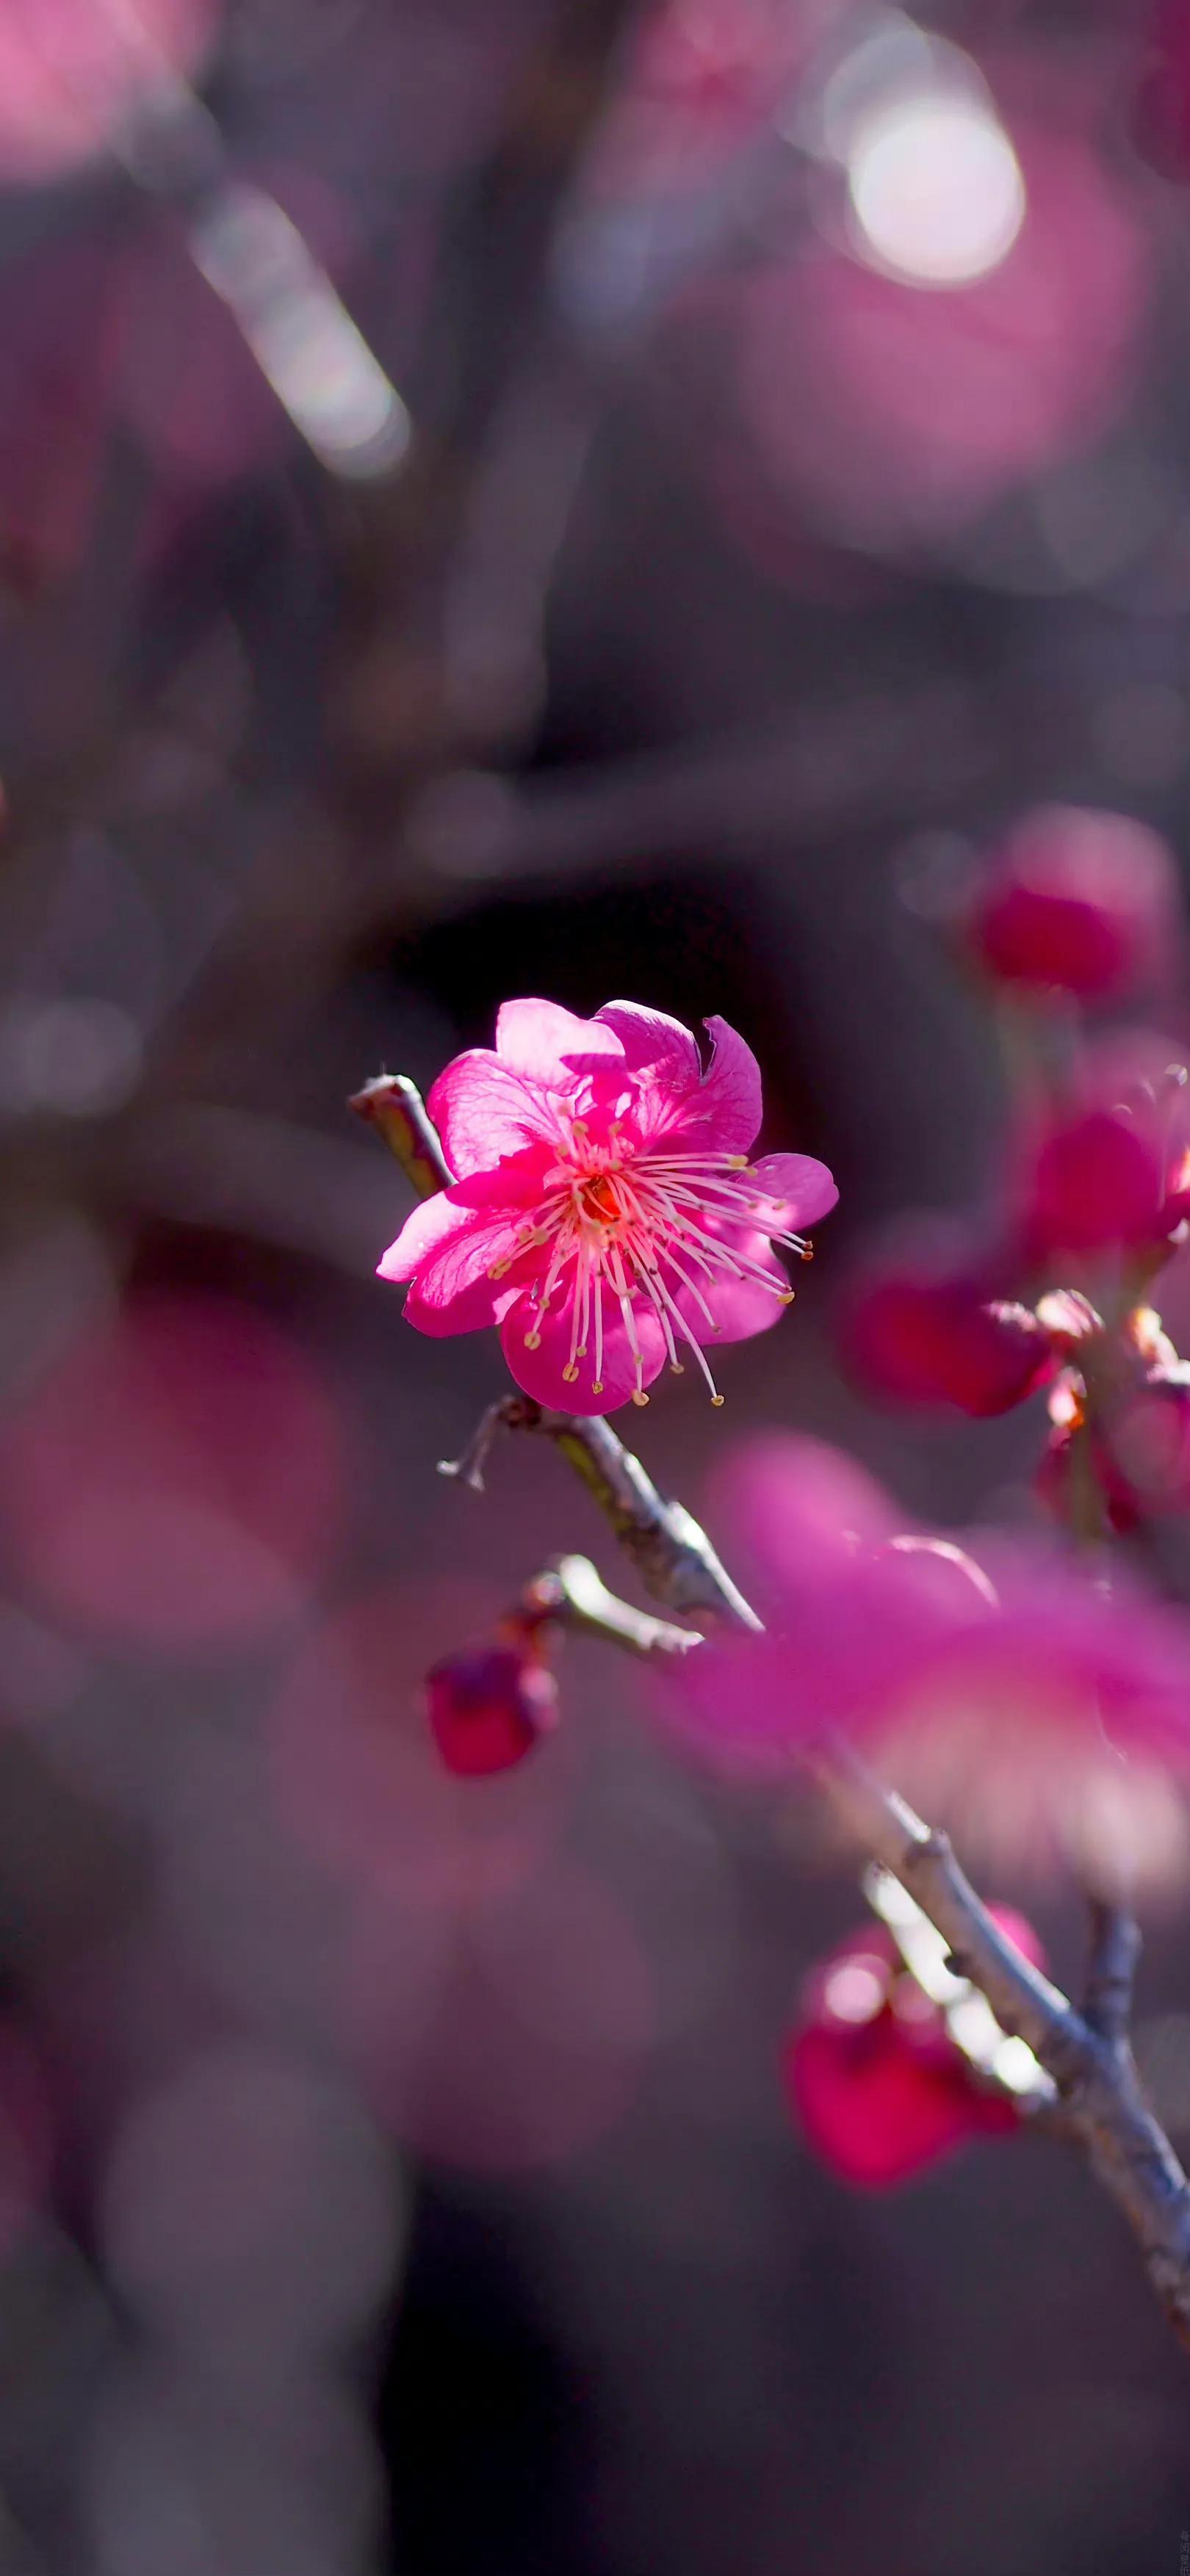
[
  {"x1": 4, "y1": 1295, "x2": 343, "y2": 1650},
  {"x1": 731, "y1": 124, "x2": 1146, "y2": 545},
  {"x1": 962, "y1": 806, "x2": 1180, "y2": 1001},
  {"x1": 666, "y1": 1433, "x2": 1190, "y2": 1886},
  {"x1": 1017, "y1": 1042, "x2": 1190, "y2": 1263},
  {"x1": 588, "y1": 0, "x2": 841, "y2": 198},
  {"x1": 380, "y1": 997, "x2": 836, "y2": 1411},
  {"x1": 840, "y1": 1220, "x2": 1057, "y2": 1416},
  {"x1": 0, "y1": 0, "x2": 217, "y2": 182}
]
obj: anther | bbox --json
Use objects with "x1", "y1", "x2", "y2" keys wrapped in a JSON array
[
  {"x1": 710, "y1": 1393, "x2": 725, "y2": 1407},
  {"x1": 631, "y1": 1390, "x2": 649, "y2": 1407},
  {"x1": 562, "y1": 1362, "x2": 579, "y2": 1383},
  {"x1": 591, "y1": 1379, "x2": 605, "y2": 1394},
  {"x1": 668, "y1": 1361, "x2": 685, "y2": 1375},
  {"x1": 524, "y1": 1330, "x2": 541, "y2": 1350}
]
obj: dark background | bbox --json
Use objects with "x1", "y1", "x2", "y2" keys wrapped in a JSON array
[{"x1": 0, "y1": 0, "x2": 1186, "y2": 2568}]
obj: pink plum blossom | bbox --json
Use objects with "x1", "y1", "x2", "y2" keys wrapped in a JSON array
[
  {"x1": 666, "y1": 1433, "x2": 1190, "y2": 1888},
  {"x1": 379, "y1": 999, "x2": 837, "y2": 1413}
]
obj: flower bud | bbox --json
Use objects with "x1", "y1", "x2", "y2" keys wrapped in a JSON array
[
  {"x1": 425, "y1": 1642, "x2": 558, "y2": 1777},
  {"x1": 782, "y1": 1914, "x2": 1038, "y2": 2188},
  {"x1": 964, "y1": 806, "x2": 1178, "y2": 999}
]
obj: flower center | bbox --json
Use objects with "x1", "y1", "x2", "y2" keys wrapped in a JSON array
[
  {"x1": 579, "y1": 1171, "x2": 624, "y2": 1223},
  {"x1": 495, "y1": 1128, "x2": 809, "y2": 1405}
]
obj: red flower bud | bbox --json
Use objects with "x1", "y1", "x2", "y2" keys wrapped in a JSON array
[
  {"x1": 782, "y1": 1914, "x2": 1040, "y2": 2189},
  {"x1": 425, "y1": 1643, "x2": 559, "y2": 1777},
  {"x1": 964, "y1": 806, "x2": 1178, "y2": 999}
]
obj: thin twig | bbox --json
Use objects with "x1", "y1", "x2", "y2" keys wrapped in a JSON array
[
  {"x1": 350, "y1": 1074, "x2": 455, "y2": 1197},
  {"x1": 524, "y1": 1553, "x2": 703, "y2": 1660},
  {"x1": 358, "y1": 1069, "x2": 1190, "y2": 2353}
]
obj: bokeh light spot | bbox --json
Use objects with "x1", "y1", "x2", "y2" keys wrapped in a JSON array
[{"x1": 847, "y1": 94, "x2": 1025, "y2": 287}]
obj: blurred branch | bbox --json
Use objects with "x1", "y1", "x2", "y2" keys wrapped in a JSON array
[{"x1": 362, "y1": 1068, "x2": 1190, "y2": 2356}]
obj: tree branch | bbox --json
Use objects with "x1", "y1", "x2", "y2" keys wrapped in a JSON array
[
  {"x1": 1083, "y1": 1900, "x2": 1142, "y2": 2048},
  {"x1": 357, "y1": 1069, "x2": 1190, "y2": 2354}
]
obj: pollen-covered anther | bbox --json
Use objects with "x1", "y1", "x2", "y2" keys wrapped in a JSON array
[
  {"x1": 561, "y1": 1362, "x2": 579, "y2": 1382},
  {"x1": 631, "y1": 1390, "x2": 650, "y2": 1406},
  {"x1": 524, "y1": 1330, "x2": 542, "y2": 1350}
]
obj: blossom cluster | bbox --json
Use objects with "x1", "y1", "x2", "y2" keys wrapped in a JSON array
[
  {"x1": 845, "y1": 806, "x2": 1190, "y2": 1529},
  {"x1": 389, "y1": 808, "x2": 1190, "y2": 2190}
]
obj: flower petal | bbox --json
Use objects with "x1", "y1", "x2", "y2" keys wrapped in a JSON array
[
  {"x1": 378, "y1": 1190, "x2": 475, "y2": 1284},
  {"x1": 667, "y1": 1236, "x2": 793, "y2": 1345},
  {"x1": 594, "y1": 1001, "x2": 702, "y2": 1086},
  {"x1": 500, "y1": 1285, "x2": 667, "y2": 1414},
  {"x1": 494, "y1": 999, "x2": 623, "y2": 1083},
  {"x1": 404, "y1": 1265, "x2": 524, "y2": 1337},
  {"x1": 695, "y1": 1016, "x2": 763, "y2": 1154},
  {"x1": 751, "y1": 1153, "x2": 838, "y2": 1230},
  {"x1": 385, "y1": 1202, "x2": 536, "y2": 1336},
  {"x1": 428, "y1": 1050, "x2": 557, "y2": 1177}
]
